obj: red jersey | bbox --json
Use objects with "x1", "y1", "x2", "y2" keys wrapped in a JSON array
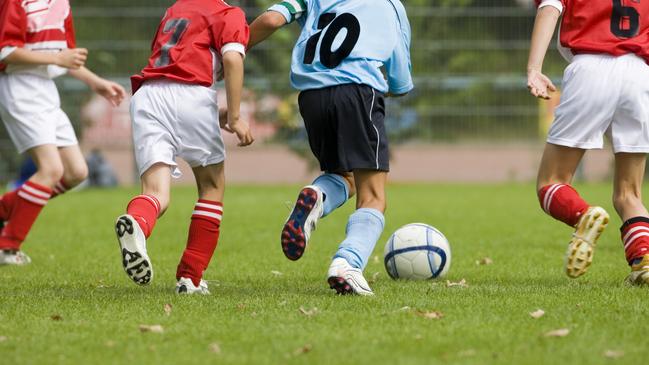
[
  {"x1": 0, "y1": 0, "x2": 76, "y2": 74},
  {"x1": 538, "y1": 0, "x2": 649, "y2": 62},
  {"x1": 131, "y1": 0, "x2": 249, "y2": 93}
]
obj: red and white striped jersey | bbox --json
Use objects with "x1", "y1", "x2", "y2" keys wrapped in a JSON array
[
  {"x1": 537, "y1": 0, "x2": 649, "y2": 63},
  {"x1": 0, "y1": 0, "x2": 76, "y2": 77},
  {"x1": 131, "y1": 0, "x2": 249, "y2": 93}
]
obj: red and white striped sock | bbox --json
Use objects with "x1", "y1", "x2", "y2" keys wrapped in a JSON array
[
  {"x1": 0, "y1": 190, "x2": 18, "y2": 222},
  {"x1": 538, "y1": 184, "x2": 589, "y2": 227},
  {"x1": 176, "y1": 200, "x2": 223, "y2": 286},
  {"x1": 126, "y1": 195, "x2": 161, "y2": 238},
  {"x1": 0, "y1": 181, "x2": 52, "y2": 250},
  {"x1": 51, "y1": 179, "x2": 69, "y2": 199},
  {"x1": 621, "y1": 217, "x2": 649, "y2": 264}
]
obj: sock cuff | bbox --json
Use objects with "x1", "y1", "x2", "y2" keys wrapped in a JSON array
[
  {"x1": 128, "y1": 195, "x2": 161, "y2": 216},
  {"x1": 621, "y1": 216, "x2": 649, "y2": 232},
  {"x1": 351, "y1": 208, "x2": 385, "y2": 227},
  {"x1": 193, "y1": 200, "x2": 223, "y2": 223},
  {"x1": 53, "y1": 179, "x2": 69, "y2": 195},
  {"x1": 18, "y1": 181, "x2": 52, "y2": 206},
  {"x1": 314, "y1": 173, "x2": 349, "y2": 199},
  {"x1": 538, "y1": 183, "x2": 569, "y2": 214}
]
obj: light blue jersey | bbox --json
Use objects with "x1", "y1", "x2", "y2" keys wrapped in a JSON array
[{"x1": 268, "y1": 0, "x2": 413, "y2": 94}]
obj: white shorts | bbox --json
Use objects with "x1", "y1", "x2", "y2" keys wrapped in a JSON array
[
  {"x1": 0, "y1": 73, "x2": 77, "y2": 153},
  {"x1": 548, "y1": 54, "x2": 649, "y2": 153},
  {"x1": 130, "y1": 80, "x2": 225, "y2": 178}
]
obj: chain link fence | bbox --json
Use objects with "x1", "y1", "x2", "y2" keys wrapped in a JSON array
[{"x1": 1, "y1": 0, "x2": 565, "y2": 184}]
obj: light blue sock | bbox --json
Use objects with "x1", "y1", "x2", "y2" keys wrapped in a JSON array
[
  {"x1": 334, "y1": 208, "x2": 385, "y2": 270},
  {"x1": 312, "y1": 174, "x2": 349, "y2": 217}
]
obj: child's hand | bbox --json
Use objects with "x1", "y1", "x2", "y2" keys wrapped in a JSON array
[
  {"x1": 56, "y1": 48, "x2": 88, "y2": 69},
  {"x1": 527, "y1": 69, "x2": 556, "y2": 100},
  {"x1": 219, "y1": 110, "x2": 254, "y2": 146},
  {"x1": 92, "y1": 78, "x2": 127, "y2": 107}
]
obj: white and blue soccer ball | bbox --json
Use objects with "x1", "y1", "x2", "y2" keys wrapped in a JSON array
[{"x1": 384, "y1": 223, "x2": 451, "y2": 280}]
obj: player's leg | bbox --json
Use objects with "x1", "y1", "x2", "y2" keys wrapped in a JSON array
[
  {"x1": 175, "y1": 163, "x2": 225, "y2": 295},
  {"x1": 328, "y1": 170, "x2": 386, "y2": 296},
  {"x1": 281, "y1": 172, "x2": 355, "y2": 261},
  {"x1": 52, "y1": 145, "x2": 89, "y2": 198},
  {"x1": 537, "y1": 143, "x2": 609, "y2": 278},
  {"x1": 613, "y1": 153, "x2": 649, "y2": 285},
  {"x1": 115, "y1": 83, "x2": 177, "y2": 286},
  {"x1": 115, "y1": 163, "x2": 169, "y2": 286},
  {"x1": 0, "y1": 144, "x2": 63, "y2": 265}
]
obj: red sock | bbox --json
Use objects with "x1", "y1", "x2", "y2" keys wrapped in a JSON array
[
  {"x1": 538, "y1": 184, "x2": 589, "y2": 227},
  {"x1": 176, "y1": 200, "x2": 223, "y2": 286},
  {"x1": 51, "y1": 179, "x2": 69, "y2": 199},
  {"x1": 621, "y1": 217, "x2": 649, "y2": 264},
  {"x1": 126, "y1": 195, "x2": 160, "y2": 238},
  {"x1": 0, "y1": 190, "x2": 18, "y2": 222},
  {"x1": 0, "y1": 181, "x2": 52, "y2": 250}
]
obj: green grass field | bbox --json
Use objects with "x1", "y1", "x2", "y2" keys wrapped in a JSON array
[{"x1": 1, "y1": 183, "x2": 648, "y2": 364}]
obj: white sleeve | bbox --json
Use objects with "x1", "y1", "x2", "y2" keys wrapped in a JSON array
[
  {"x1": 538, "y1": 0, "x2": 563, "y2": 14},
  {"x1": 221, "y1": 42, "x2": 246, "y2": 57}
]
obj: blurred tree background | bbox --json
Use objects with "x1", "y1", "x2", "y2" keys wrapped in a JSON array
[{"x1": 1, "y1": 0, "x2": 567, "y2": 183}]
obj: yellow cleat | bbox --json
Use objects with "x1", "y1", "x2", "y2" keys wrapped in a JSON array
[
  {"x1": 627, "y1": 255, "x2": 649, "y2": 286},
  {"x1": 564, "y1": 206, "x2": 609, "y2": 278}
]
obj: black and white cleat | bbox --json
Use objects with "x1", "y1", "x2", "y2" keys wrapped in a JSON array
[{"x1": 115, "y1": 214, "x2": 153, "y2": 285}]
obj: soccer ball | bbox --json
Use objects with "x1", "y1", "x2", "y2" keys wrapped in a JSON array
[{"x1": 384, "y1": 223, "x2": 451, "y2": 280}]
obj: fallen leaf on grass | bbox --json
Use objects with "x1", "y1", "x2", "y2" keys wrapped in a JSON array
[
  {"x1": 163, "y1": 303, "x2": 173, "y2": 316},
  {"x1": 292, "y1": 344, "x2": 312, "y2": 356},
  {"x1": 50, "y1": 314, "x2": 63, "y2": 321},
  {"x1": 415, "y1": 310, "x2": 444, "y2": 320},
  {"x1": 105, "y1": 341, "x2": 115, "y2": 348},
  {"x1": 368, "y1": 272, "x2": 380, "y2": 284},
  {"x1": 373, "y1": 255, "x2": 380, "y2": 264},
  {"x1": 236, "y1": 303, "x2": 247, "y2": 310},
  {"x1": 446, "y1": 279, "x2": 469, "y2": 288},
  {"x1": 529, "y1": 309, "x2": 545, "y2": 319},
  {"x1": 458, "y1": 349, "x2": 477, "y2": 357},
  {"x1": 603, "y1": 350, "x2": 624, "y2": 359},
  {"x1": 271, "y1": 270, "x2": 283, "y2": 276},
  {"x1": 397, "y1": 306, "x2": 411, "y2": 312},
  {"x1": 139, "y1": 324, "x2": 164, "y2": 334},
  {"x1": 544, "y1": 328, "x2": 569, "y2": 337},
  {"x1": 250, "y1": 312, "x2": 258, "y2": 318},
  {"x1": 475, "y1": 257, "x2": 493, "y2": 265},
  {"x1": 298, "y1": 306, "x2": 319, "y2": 317},
  {"x1": 413, "y1": 334, "x2": 423, "y2": 340},
  {"x1": 0, "y1": 336, "x2": 7, "y2": 343},
  {"x1": 209, "y1": 343, "x2": 222, "y2": 355}
]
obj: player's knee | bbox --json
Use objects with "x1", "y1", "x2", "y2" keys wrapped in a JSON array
[
  {"x1": 37, "y1": 163, "x2": 65, "y2": 187},
  {"x1": 64, "y1": 163, "x2": 89, "y2": 187}
]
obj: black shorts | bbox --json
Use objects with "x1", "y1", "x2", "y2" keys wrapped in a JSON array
[{"x1": 298, "y1": 84, "x2": 389, "y2": 173}]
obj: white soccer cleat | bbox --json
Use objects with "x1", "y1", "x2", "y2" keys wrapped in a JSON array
[
  {"x1": 0, "y1": 250, "x2": 31, "y2": 266},
  {"x1": 565, "y1": 206, "x2": 609, "y2": 278},
  {"x1": 115, "y1": 214, "x2": 153, "y2": 285},
  {"x1": 327, "y1": 257, "x2": 374, "y2": 296},
  {"x1": 627, "y1": 255, "x2": 649, "y2": 286},
  {"x1": 280, "y1": 185, "x2": 324, "y2": 260},
  {"x1": 175, "y1": 277, "x2": 211, "y2": 295}
]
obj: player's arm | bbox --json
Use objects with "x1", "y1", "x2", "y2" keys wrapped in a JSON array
[
  {"x1": 248, "y1": 11, "x2": 287, "y2": 49},
  {"x1": 68, "y1": 66, "x2": 126, "y2": 107},
  {"x1": 222, "y1": 51, "x2": 253, "y2": 146},
  {"x1": 385, "y1": 10, "x2": 414, "y2": 97},
  {"x1": 248, "y1": 0, "x2": 306, "y2": 49},
  {"x1": 527, "y1": 1, "x2": 562, "y2": 99},
  {"x1": 2, "y1": 47, "x2": 87, "y2": 69}
]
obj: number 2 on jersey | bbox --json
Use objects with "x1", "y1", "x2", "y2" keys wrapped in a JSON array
[
  {"x1": 610, "y1": 0, "x2": 639, "y2": 38},
  {"x1": 154, "y1": 18, "x2": 190, "y2": 67},
  {"x1": 303, "y1": 13, "x2": 361, "y2": 69}
]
